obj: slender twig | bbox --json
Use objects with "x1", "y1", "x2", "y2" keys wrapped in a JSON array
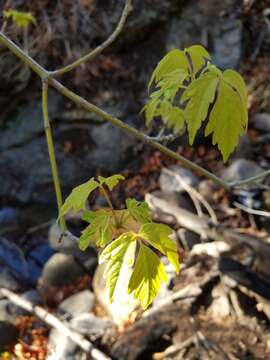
[
  {"x1": 51, "y1": 0, "x2": 132, "y2": 76},
  {"x1": 0, "y1": 31, "x2": 268, "y2": 192},
  {"x1": 233, "y1": 201, "x2": 270, "y2": 218},
  {"x1": 42, "y1": 81, "x2": 66, "y2": 230},
  {"x1": 0, "y1": 288, "x2": 110, "y2": 360},
  {"x1": 147, "y1": 132, "x2": 180, "y2": 144},
  {"x1": 229, "y1": 169, "x2": 270, "y2": 188}
]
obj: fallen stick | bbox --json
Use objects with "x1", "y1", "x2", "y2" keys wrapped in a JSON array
[
  {"x1": 0, "y1": 288, "x2": 111, "y2": 360},
  {"x1": 145, "y1": 193, "x2": 270, "y2": 261}
]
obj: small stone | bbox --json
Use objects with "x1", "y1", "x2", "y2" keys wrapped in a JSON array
[
  {"x1": 221, "y1": 159, "x2": 263, "y2": 183},
  {"x1": 198, "y1": 180, "x2": 220, "y2": 202},
  {"x1": 42, "y1": 253, "x2": 84, "y2": 287},
  {"x1": 0, "y1": 321, "x2": 19, "y2": 351},
  {"x1": 58, "y1": 290, "x2": 95, "y2": 317},
  {"x1": 93, "y1": 263, "x2": 139, "y2": 325},
  {"x1": 159, "y1": 165, "x2": 199, "y2": 194},
  {"x1": 49, "y1": 224, "x2": 98, "y2": 273},
  {"x1": 253, "y1": 113, "x2": 270, "y2": 132},
  {"x1": 71, "y1": 313, "x2": 114, "y2": 339}
]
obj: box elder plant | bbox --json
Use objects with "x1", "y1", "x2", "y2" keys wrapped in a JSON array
[{"x1": 2, "y1": 3, "x2": 266, "y2": 310}]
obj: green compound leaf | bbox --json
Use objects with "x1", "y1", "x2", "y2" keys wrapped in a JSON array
[
  {"x1": 205, "y1": 76, "x2": 248, "y2": 162},
  {"x1": 126, "y1": 198, "x2": 152, "y2": 224},
  {"x1": 79, "y1": 210, "x2": 114, "y2": 250},
  {"x1": 185, "y1": 45, "x2": 211, "y2": 75},
  {"x1": 59, "y1": 178, "x2": 99, "y2": 218},
  {"x1": 182, "y1": 71, "x2": 219, "y2": 145},
  {"x1": 100, "y1": 232, "x2": 137, "y2": 303},
  {"x1": 128, "y1": 243, "x2": 168, "y2": 309},
  {"x1": 148, "y1": 49, "x2": 189, "y2": 90},
  {"x1": 139, "y1": 223, "x2": 180, "y2": 273},
  {"x1": 142, "y1": 97, "x2": 160, "y2": 126},
  {"x1": 223, "y1": 69, "x2": 248, "y2": 107},
  {"x1": 164, "y1": 106, "x2": 185, "y2": 133},
  {"x1": 98, "y1": 174, "x2": 125, "y2": 191},
  {"x1": 4, "y1": 9, "x2": 37, "y2": 28}
]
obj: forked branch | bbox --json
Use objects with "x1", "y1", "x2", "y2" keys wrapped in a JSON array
[{"x1": 51, "y1": 0, "x2": 132, "y2": 76}]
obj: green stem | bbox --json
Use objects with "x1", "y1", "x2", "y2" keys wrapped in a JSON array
[
  {"x1": 42, "y1": 81, "x2": 66, "y2": 231},
  {"x1": 0, "y1": 31, "x2": 268, "y2": 192},
  {"x1": 100, "y1": 186, "x2": 114, "y2": 210}
]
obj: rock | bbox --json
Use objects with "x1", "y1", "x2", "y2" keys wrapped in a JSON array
[
  {"x1": 221, "y1": 159, "x2": 263, "y2": 183},
  {"x1": 58, "y1": 290, "x2": 95, "y2": 318},
  {"x1": 191, "y1": 241, "x2": 231, "y2": 258},
  {"x1": 159, "y1": 165, "x2": 199, "y2": 194},
  {"x1": 0, "y1": 267, "x2": 22, "y2": 291},
  {"x1": 93, "y1": 263, "x2": 139, "y2": 325},
  {"x1": 48, "y1": 314, "x2": 114, "y2": 360},
  {"x1": 0, "y1": 207, "x2": 17, "y2": 226},
  {"x1": 166, "y1": 1, "x2": 241, "y2": 70},
  {"x1": 198, "y1": 180, "x2": 220, "y2": 202},
  {"x1": 47, "y1": 329, "x2": 79, "y2": 360},
  {"x1": 0, "y1": 321, "x2": 19, "y2": 351},
  {"x1": 253, "y1": 113, "x2": 270, "y2": 132},
  {"x1": 41, "y1": 253, "x2": 84, "y2": 287},
  {"x1": 70, "y1": 313, "x2": 114, "y2": 339},
  {"x1": 0, "y1": 93, "x2": 60, "y2": 152},
  {"x1": 49, "y1": 224, "x2": 98, "y2": 273},
  {"x1": 0, "y1": 115, "x2": 136, "y2": 205},
  {"x1": 26, "y1": 244, "x2": 54, "y2": 283},
  {"x1": 232, "y1": 133, "x2": 253, "y2": 160},
  {"x1": 177, "y1": 228, "x2": 201, "y2": 250}
]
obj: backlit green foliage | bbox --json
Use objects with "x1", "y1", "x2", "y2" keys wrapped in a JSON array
[
  {"x1": 59, "y1": 175, "x2": 180, "y2": 309},
  {"x1": 4, "y1": 9, "x2": 37, "y2": 28},
  {"x1": 143, "y1": 45, "x2": 248, "y2": 162}
]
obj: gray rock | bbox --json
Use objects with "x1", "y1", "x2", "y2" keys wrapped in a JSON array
[
  {"x1": 70, "y1": 313, "x2": 114, "y2": 339},
  {"x1": 159, "y1": 165, "x2": 199, "y2": 193},
  {"x1": 198, "y1": 180, "x2": 220, "y2": 202},
  {"x1": 253, "y1": 113, "x2": 270, "y2": 132},
  {"x1": 0, "y1": 93, "x2": 60, "y2": 152},
  {"x1": 58, "y1": 290, "x2": 95, "y2": 317},
  {"x1": 42, "y1": 253, "x2": 84, "y2": 287},
  {"x1": 221, "y1": 159, "x2": 263, "y2": 182},
  {"x1": 47, "y1": 314, "x2": 114, "y2": 360},
  {"x1": 0, "y1": 321, "x2": 19, "y2": 351},
  {"x1": 166, "y1": 0, "x2": 241, "y2": 70},
  {"x1": 0, "y1": 290, "x2": 43, "y2": 322},
  {"x1": 49, "y1": 224, "x2": 98, "y2": 273},
  {"x1": 0, "y1": 267, "x2": 22, "y2": 292}
]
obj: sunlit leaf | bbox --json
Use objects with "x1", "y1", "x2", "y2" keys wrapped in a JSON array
[
  {"x1": 4, "y1": 9, "x2": 37, "y2": 28},
  {"x1": 98, "y1": 174, "x2": 125, "y2": 191},
  {"x1": 59, "y1": 178, "x2": 99, "y2": 218},
  {"x1": 182, "y1": 71, "x2": 219, "y2": 144},
  {"x1": 126, "y1": 198, "x2": 152, "y2": 224},
  {"x1": 165, "y1": 106, "x2": 185, "y2": 133},
  {"x1": 185, "y1": 45, "x2": 211, "y2": 75},
  {"x1": 205, "y1": 77, "x2": 247, "y2": 162},
  {"x1": 79, "y1": 209, "x2": 113, "y2": 250},
  {"x1": 139, "y1": 223, "x2": 179, "y2": 273},
  {"x1": 100, "y1": 232, "x2": 137, "y2": 302},
  {"x1": 128, "y1": 243, "x2": 168, "y2": 309},
  {"x1": 148, "y1": 49, "x2": 189, "y2": 90}
]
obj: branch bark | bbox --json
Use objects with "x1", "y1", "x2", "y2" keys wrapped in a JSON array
[
  {"x1": 0, "y1": 288, "x2": 111, "y2": 360},
  {"x1": 42, "y1": 81, "x2": 66, "y2": 231},
  {"x1": 0, "y1": 31, "x2": 269, "y2": 192}
]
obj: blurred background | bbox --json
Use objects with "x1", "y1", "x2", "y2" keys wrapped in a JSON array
[{"x1": 0, "y1": 0, "x2": 270, "y2": 359}]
